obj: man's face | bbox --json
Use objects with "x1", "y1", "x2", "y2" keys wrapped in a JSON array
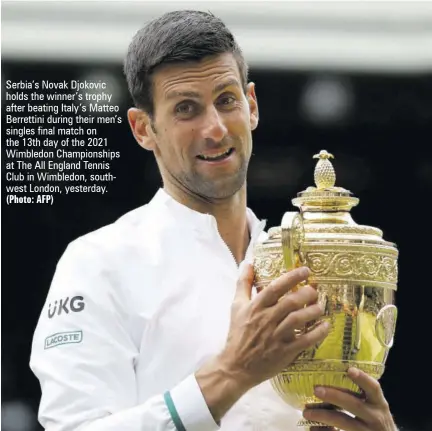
[{"x1": 144, "y1": 53, "x2": 258, "y2": 200}]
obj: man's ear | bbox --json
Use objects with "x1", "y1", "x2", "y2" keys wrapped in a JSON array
[
  {"x1": 246, "y1": 82, "x2": 259, "y2": 131},
  {"x1": 127, "y1": 108, "x2": 157, "y2": 151}
]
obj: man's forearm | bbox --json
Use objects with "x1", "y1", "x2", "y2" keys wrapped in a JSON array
[{"x1": 195, "y1": 354, "x2": 252, "y2": 424}]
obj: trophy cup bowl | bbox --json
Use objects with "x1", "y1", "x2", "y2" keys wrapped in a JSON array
[{"x1": 253, "y1": 150, "x2": 398, "y2": 428}]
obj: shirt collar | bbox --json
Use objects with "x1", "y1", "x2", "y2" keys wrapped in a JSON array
[{"x1": 149, "y1": 188, "x2": 267, "y2": 243}]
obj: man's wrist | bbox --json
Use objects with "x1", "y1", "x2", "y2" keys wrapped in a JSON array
[{"x1": 195, "y1": 354, "x2": 251, "y2": 424}]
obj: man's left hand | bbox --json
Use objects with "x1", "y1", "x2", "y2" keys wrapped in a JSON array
[{"x1": 304, "y1": 367, "x2": 397, "y2": 431}]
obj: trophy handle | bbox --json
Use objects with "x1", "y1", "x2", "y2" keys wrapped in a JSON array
[{"x1": 281, "y1": 212, "x2": 305, "y2": 272}]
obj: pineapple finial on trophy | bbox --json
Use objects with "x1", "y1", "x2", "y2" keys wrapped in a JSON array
[{"x1": 313, "y1": 150, "x2": 335, "y2": 189}]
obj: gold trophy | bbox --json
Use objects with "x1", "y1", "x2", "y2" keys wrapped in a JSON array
[{"x1": 253, "y1": 150, "x2": 398, "y2": 428}]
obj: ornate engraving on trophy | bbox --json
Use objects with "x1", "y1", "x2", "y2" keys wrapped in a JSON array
[
  {"x1": 254, "y1": 252, "x2": 285, "y2": 282},
  {"x1": 375, "y1": 305, "x2": 398, "y2": 348},
  {"x1": 282, "y1": 360, "x2": 384, "y2": 375},
  {"x1": 304, "y1": 251, "x2": 397, "y2": 284},
  {"x1": 292, "y1": 215, "x2": 305, "y2": 249}
]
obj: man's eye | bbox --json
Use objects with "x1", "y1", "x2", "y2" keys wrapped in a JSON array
[
  {"x1": 175, "y1": 102, "x2": 195, "y2": 115},
  {"x1": 218, "y1": 96, "x2": 236, "y2": 106}
]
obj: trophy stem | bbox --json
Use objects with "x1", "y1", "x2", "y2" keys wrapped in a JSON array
[{"x1": 297, "y1": 403, "x2": 339, "y2": 429}]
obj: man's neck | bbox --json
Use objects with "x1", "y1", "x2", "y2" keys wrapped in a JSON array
[
  {"x1": 164, "y1": 184, "x2": 249, "y2": 265},
  {"x1": 212, "y1": 195, "x2": 249, "y2": 265}
]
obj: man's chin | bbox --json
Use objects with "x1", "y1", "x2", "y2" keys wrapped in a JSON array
[{"x1": 196, "y1": 177, "x2": 246, "y2": 200}]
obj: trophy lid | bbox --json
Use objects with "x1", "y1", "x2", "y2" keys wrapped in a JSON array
[{"x1": 292, "y1": 150, "x2": 359, "y2": 212}]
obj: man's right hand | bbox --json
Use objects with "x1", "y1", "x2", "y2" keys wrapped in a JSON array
[{"x1": 195, "y1": 263, "x2": 330, "y2": 423}]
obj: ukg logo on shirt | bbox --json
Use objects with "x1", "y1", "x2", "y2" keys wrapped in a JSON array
[{"x1": 47, "y1": 296, "x2": 85, "y2": 318}]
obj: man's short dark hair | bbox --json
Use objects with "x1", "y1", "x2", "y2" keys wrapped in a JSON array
[{"x1": 124, "y1": 10, "x2": 249, "y2": 116}]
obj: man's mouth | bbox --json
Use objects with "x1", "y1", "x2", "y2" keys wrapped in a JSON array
[{"x1": 196, "y1": 147, "x2": 234, "y2": 161}]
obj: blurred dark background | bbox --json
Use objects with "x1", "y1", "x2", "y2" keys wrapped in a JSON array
[{"x1": 2, "y1": 2, "x2": 432, "y2": 430}]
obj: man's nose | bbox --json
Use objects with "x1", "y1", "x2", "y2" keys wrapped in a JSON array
[{"x1": 201, "y1": 106, "x2": 228, "y2": 142}]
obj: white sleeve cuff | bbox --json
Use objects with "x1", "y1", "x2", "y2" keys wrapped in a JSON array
[{"x1": 168, "y1": 373, "x2": 220, "y2": 431}]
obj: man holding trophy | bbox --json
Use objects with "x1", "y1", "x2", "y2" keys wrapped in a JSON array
[{"x1": 30, "y1": 10, "x2": 399, "y2": 431}]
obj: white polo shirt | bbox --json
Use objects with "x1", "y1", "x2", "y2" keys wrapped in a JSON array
[{"x1": 30, "y1": 188, "x2": 303, "y2": 430}]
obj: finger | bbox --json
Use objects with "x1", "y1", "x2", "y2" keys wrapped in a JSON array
[
  {"x1": 256, "y1": 266, "x2": 310, "y2": 308},
  {"x1": 313, "y1": 386, "x2": 373, "y2": 423},
  {"x1": 287, "y1": 320, "x2": 330, "y2": 351},
  {"x1": 274, "y1": 303, "x2": 324, "y2": 340},
  {"x1": 233, "y1": 262, "x2": 254, "y2": 303},
  {"x1": 274, "y1": 285, "x2": 319, "y2": 322},
  {"x1": 303, "y1": 407, "x2": 368, "y2": 431},
  {"x1": 347, "y1": 367, "x2": 388, "y2": 407}
]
